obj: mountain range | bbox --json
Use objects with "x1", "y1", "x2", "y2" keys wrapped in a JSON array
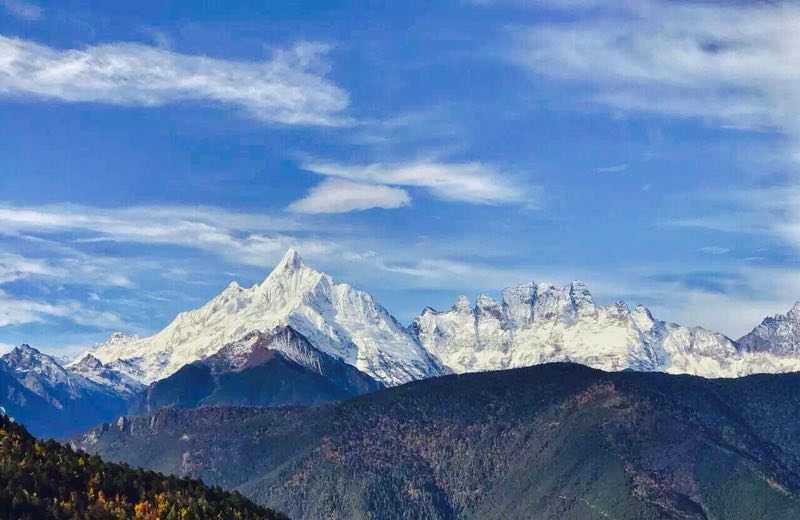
[
  {"x1": 76, "y1": 363, "x2": 800, "y2": 519},
  {"x1": 77, "y1": 248, "x2": 800, "y2": 386},
  {"x1": 5, "y1": 248, "x2": 800, "y2": 438},
  {"x1": 412, "y1": 282, "x2": 800, "y2": 377},
  {"x1": 0, "y1": 345, "x2": 137, "y2": 438}
]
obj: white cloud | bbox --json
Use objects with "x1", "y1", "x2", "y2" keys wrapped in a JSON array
[
  {"x1": 2, "y1": 203, "x2": 796, "y2": 339},
  {"x1": 1, "y1": 0, "x2": 41, "y2": 20},
  {"x1": 288, "y1": 178, "x2": 411, "y2": 214},
  {"x1": 0, "y1": 289, "x2": 122, "y2": 328},
  {"x1": 644, "y1": 265, "x2": 800, "y2": 339},
  {"x1": 294, "y1": 159, "x2": 533, "y2": 212},
  {"x1": 0, "y1": 35, "x2": 349, "y2": 126},
  {"x1": 0, "y1": 203, "x2": 342, "y2": 268},
  {"x1": 510, "y1": 1, "x2": 800, "y2": 258},
  {"x1": 0, "y1": 203, "x2": 539, "y2": 291},
  {"x1": 673, "y1": 186, "x2": 800, "y2": 252},
  {"x1": 511, "y1": 2, "x2": 800, "y2": 136},
  {"x1": 0, "y1": 253, "x2": 66, "y2": 284}
]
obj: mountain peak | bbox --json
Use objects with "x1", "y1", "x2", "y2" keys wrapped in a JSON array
[
  {"x1": 261, "y1": 248, "x2": 310, "y2": 286},
  {"x1": 278, "y1": 248, "x2": 303, "y2": 271},
  {"x1": 71, "y1": 353, "x2": 104, "y2": 371},
  {"x1": 4, "y1": 344, "x2": 48, "y2": 367},
  {"x1": 788, "y1": 300, "x2": 800, "y2": 319},
  {"x1": 452, "y1": 295, "x2": 472, "y2": 313}
]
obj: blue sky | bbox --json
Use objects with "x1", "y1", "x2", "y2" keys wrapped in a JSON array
[{"x1": 2, "y1": 0, "x2": 800, "y2": 354}]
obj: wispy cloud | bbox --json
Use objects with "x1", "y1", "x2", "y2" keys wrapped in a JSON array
[
  {"x1": 0, "y1": 289, "x2": 122, "y2": 328},
  {"x1": 0, "y1": 203, "x2": 542, "y2": 291},
  {"x1": 593, "y1": 163, "x2": 629, "y2": 174},
  {"x1": 292, "y1": 159, "x2": 533, "y2": 212},
  {"x1": 510, "y1": 1, "x2": 800, "y2": 257},
  {"x1": 1, "y1": 0, "x2": 41, "y2": 21},
  {"x1": 288, "y1": 178, "x2": 411, "y2": 214},
  {"x1": 0, "y1": 204, "x2": 336, "y2": 267},
  {"x1": 0, "y1": 35, "x2": 349, "y2": 126},
  {"x1": 699, "y1": 246, "x2": 730, "y2": 256},
  {"x1": 510, "y1": 2, "x2": 800, "y2": 135},
  {"x1": 0, "y1": 253, "x2": 65, "y2": 284},
  {"x1": 673, "y1": 186, "x2": 800, "y2": 252}
]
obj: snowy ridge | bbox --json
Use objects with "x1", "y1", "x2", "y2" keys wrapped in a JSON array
[
  {"x1": 0, "y1": 345, "x2": 130, "y2": 409},
  {"x1": 67, "y1": 353, "x2": 144, "y2": 397},
  {"x1": 85, "y1": 249, "x2": 443, "y2": 386},
  {"x1": 738, "y1": 302, "x2": 800, "y2": 356},
  {"x1": 75, "y1": 249, "x2": 800, "y2": 392},
  {"x1": 412, "y1": 282, "x2": 800, "y2": 378}
]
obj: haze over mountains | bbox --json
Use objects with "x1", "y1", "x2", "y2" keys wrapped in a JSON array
[{"x1": 4, "y1": 248, "x2": 800, "y2": 439}]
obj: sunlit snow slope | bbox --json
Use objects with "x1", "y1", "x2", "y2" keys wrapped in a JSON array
[{"x1": 85, "y1": 250, "x2": 444, "y2": 386}]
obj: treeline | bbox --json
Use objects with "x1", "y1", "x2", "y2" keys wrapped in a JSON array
[{"x1": 0, "y1": 415, "x2": 286, "y2": 520}]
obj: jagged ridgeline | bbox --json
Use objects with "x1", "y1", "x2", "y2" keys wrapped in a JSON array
[{"x1": 0, "y1": 415, "x2": 286, "y2": 520}]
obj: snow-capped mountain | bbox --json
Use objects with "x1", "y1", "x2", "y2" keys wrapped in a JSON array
[
  {"x1": 66, "y1": 353, "x2": 144, "y2": 397},
  {"x1": 411, "y1": 282, "x2": 800, "y2": 378},
  {"x1": 2, "y1": 344, "x2": 96, "y2": 408},
  {"x1": 738, "y1": 301, "x2": 800, "y2": 355},
  {"x1": 85, "y1": 249, "x2": 444, "y2": 386},
  {"x1": 0, "y1": 345, "x2": 131, "y2": 437}
]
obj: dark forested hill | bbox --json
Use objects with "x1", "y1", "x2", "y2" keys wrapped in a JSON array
[
  {"x1": 0, "y1": 415, "x2": 286, "y2": 519},
  {"x1": 78, "y1": 363, "x2": 800, "y2": 519}
]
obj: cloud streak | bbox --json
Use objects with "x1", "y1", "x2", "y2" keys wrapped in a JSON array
[
  {"x1": 0, "y1": 204, "x2": 337, "y2": 268},
  {"x1": 511, "y1": 2, "x2": 800, "y2": 135},
  {"x1": 0, "y1": 289, "x2": 122, "y2": 328},
  {"x1": 1, "y1": 0, "x2": 41, "y2": 21},
  {"x1": 288, "y1": 178, "x2": 411, "y2": 214},
  {"x1": 0, "y1": 35, "x2": 349, "y2": 126},
  {"x1": 510, "y1": 1, "x2": 800, "y2": 260},
  {"x1": 292, "y1": 159, "x2": 533, "y2": 212}
]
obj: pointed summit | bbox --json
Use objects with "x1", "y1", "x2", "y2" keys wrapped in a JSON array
[
  {"x1": 71, "y1": 353, "x2": 104, "y2": 371},
  {"x1": 3, "y1": 344, "x2": 46, "y2": 368},
  {"x1": 260, "y1": 248, "x2": 311, "y2": 287},
  {"x1": 278, "y1": 248, "x2": 303, "y2": 271},
  {"x1": 788, "y1": 300, "x2": 800, "y2": 319},
  {"x1": 85, "y1": 245, "x2": 443, "y2": 386},
  {"x1": 452, "y1": 295, "x2": 472, "y2": 313}
]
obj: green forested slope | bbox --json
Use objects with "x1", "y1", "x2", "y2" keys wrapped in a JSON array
[{"x1": 0, "y1": 415, "x2": 287, "y2": 520}]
